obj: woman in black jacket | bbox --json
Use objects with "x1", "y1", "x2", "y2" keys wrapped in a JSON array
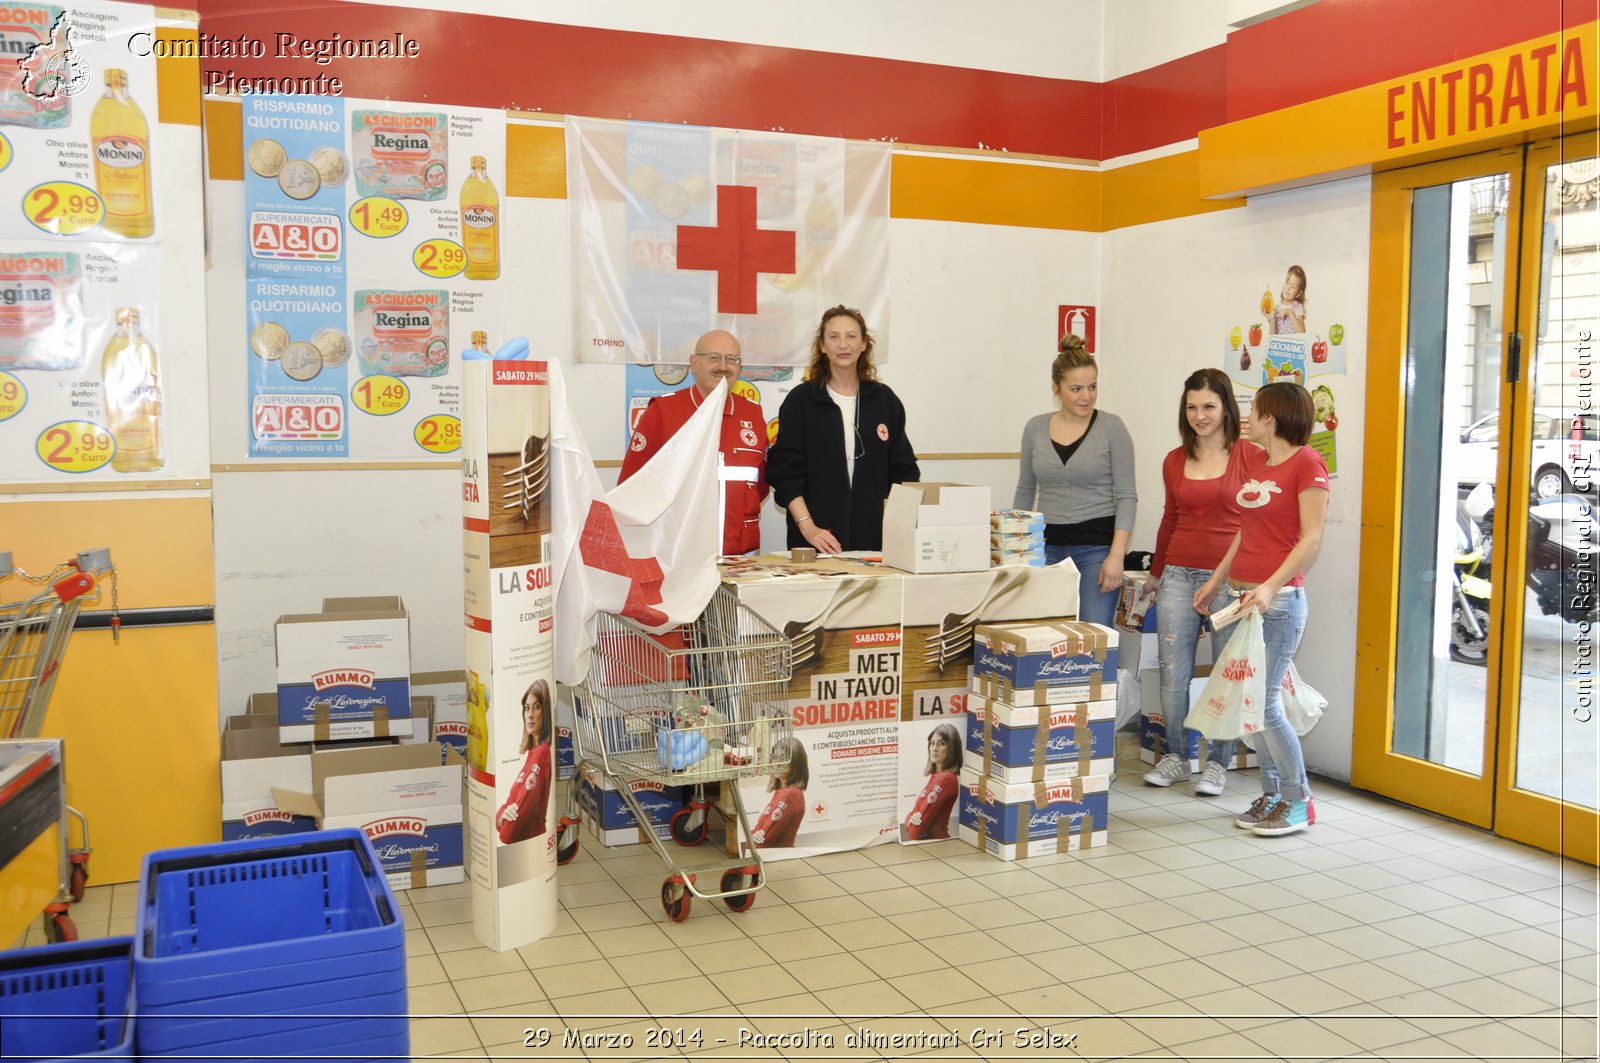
[{"x1": 769, "y1": 305, "x2": 919, "y2": 552}]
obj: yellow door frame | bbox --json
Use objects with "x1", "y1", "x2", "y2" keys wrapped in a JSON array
[
  {"x1": 1357, "y1": 136, "x2": 1600, "y2": 864},
  {"x1": 1492, "y1": 132, "x2": 1600, "y2": 864},
  {"x1": 1355, "y1": 148, "x2": 1525, "y2": 828}
]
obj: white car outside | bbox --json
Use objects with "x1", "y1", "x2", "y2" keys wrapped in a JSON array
[{"x1": 1454, "y1": 408, "x2": 1595, "y2": 499}]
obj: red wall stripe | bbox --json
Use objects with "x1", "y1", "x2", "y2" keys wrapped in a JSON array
[
  {"x1": 1225, "y1": 0, "x2": 1600, "y2": 123},
  {"x1": 1102, "y1": 45, "x2": 1227, "y2": 159},
  {"x1": 194, "y1": 0, "x2": 1103, "y2": 159}
]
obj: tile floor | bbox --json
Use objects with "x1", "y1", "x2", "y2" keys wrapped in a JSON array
[{"x1": 33, "y1": 737, "x2": 1600, "y2": 1062}]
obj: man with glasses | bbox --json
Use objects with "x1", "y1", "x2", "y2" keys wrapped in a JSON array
[{"x1": 619, "y1": 329, "x2": 769, "y2": 556}]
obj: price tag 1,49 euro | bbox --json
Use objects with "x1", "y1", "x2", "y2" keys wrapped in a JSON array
[
  {"x1": 36, "y1": 420, "x2": 115, "y2": 473},
  {"x1": 352, "y1": 374, "x2": 410, "y2": 416},
  {"x1": 412, "y1": 238, "x2": 465, "y2": 279},
  {"x1": 414, "y1": 413, "x2": 461, "y2": 454},
  {"x1": 24, "y1": 181, "x2": 106, "y2": 236},
  {"x1": 350, "y1": 196, "x2": 408, "y2": 239}
]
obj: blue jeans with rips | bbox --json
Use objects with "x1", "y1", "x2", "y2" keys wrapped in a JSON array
[
  {"x1": 1045, "y1": 543, "x2": 1117, "y2": 626},
  {"x1": 1156, "y1": 565, "x2": 1235, "y2": 766},
  {"x1": 1222, "y1": 584, "x2": 1312, "y2": 801}
]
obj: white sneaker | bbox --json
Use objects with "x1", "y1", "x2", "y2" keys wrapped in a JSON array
[
  {"x1": 1142, "y1": 754, "x2": 1191, "y2": 787},
  {"x1": 1194, "y1": 762, "x2": 1228, "y2": 797}
]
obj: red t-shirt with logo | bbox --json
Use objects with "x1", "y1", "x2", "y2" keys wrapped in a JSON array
[{"x1": 1230, "y1": 446, "x2": 1330, "y2": 587}]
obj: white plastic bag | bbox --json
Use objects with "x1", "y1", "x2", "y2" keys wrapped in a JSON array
[
  {"x1": 1186, "y1": 610, "x2": 1265, "y2": 741},
  {"x1": 1280, "y1": 662, "x2": 1326, "y2": 736}
]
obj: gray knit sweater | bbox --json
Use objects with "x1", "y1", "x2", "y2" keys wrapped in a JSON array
[{"x1": 1012, "y1": 410, "x2": 1138, "y2": 530}]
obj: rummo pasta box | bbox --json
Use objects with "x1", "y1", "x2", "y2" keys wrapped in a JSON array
[
  {"x1": 964, "y1": 694, "x2": 1115, "y2": 783},
  {"x1": 272, "y1": 744, "x2": 463, "y2": 890},
  {"x1": 972, "y1": 621, "x2": 1118, "y2": 705},
  {"x1": 575, "y1": 763, "x2": 685, "y2": 847},
  {"x1": 957, "y1": 769, "x2": 1109, "y2": 861},
  {"x1": 276, "y1": 597, "x2": 413, "y2": 742}
]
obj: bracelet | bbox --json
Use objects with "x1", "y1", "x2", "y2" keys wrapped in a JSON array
[{"x1": 797, "y1": 515, "x2": 814, "y2": 525}]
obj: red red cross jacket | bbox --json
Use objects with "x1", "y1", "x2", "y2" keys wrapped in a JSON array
[{"x1": 618, "y1": 386, "x2": 769, "y2": 555}]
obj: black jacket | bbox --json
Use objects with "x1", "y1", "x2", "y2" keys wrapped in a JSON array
[{"x1": 768, "y1": 378, "x2": 920, "y2": 550}]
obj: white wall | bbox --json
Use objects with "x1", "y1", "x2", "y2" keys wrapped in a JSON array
[{"x1": 1103, "y1": 175, "x2": 1373, "y2": 782}]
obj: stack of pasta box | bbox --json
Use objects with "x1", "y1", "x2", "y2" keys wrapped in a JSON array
[
  {"x1": 958, "y1": 620, "x2": 1118, "y2": 860},
  {"x1": 990, "y1": 509, "x2": 1046, "y2": 567}
]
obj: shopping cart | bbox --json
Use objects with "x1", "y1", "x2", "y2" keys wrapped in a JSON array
[
  {"x1": 0, "y1": 549, "x2": 114, "y2": 943},
  {"x1": 559, "y1": 586, "x2": 792, "y2": 922}
]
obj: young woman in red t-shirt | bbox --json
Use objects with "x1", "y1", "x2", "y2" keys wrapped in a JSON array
[
  {"x1": 496, "y1": 679, "x2": 552, "y2": 845},
  {"x1": 904, "y1": 723, "x2": 963, "y2": 840},
  {"x1": 752, "y1": 737, "x2": 809, "y2": 849},
  {"x1": 1143, "y1": 369, "x2": 1253, "y2": 797},
  {"x1": 1198, "y1": 382, "x2": 1329, "y2": 837}
]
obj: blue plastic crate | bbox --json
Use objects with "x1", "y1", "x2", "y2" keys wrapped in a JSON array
[
  {"x1": 135, "y1": 830, "x2": 403, "y2": 992},
  {"x1": 136, "y1": 977, "x2": 406, "y2": 1051},
  {"x1": 142, "y1": 1011, "x2": 407, "y2": 1057},
  {"x1": 0, "y1": 936, "x2": 134, "y2": 1061},
  {"x1": 135, "y1": 961, "x2": 405, "y2": 1021},
  {"x1": 132, "y1": 940, "x2": 405, "y2": 1007}
]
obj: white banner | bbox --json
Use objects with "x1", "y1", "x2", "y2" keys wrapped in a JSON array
[
  {"x1": 567, "y1": 117, "x2": 891, "y2": 365},
  {"x1": 549, "y1": 359, "x2": 723, "y2": 688}
]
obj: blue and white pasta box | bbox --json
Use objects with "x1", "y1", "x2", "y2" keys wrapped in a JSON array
[
  {"x1": 957, "y1": 768, "x2": 1110, "y2": 861},
  {"x1": 276, "y1": 596, "x2": 413, "y2": 742},
  {"x1": 964, "y1": 694, "x2": 1116, "y2": 782},
  {"x1": 576, "y1": 763, "x2": 684, "y2": 846},
  {"x1": 412, "y1": 670, "x2": 467, "y2": 762},
  {"x1": 219, "y1": 719, "x2": 316, "y2": 841},
  {"x1": 272, "y1": 743, "x2": 464, "y2": 889},
  {"x1": 972, "y1": 621, "x2": 1118, "y2": 705}
]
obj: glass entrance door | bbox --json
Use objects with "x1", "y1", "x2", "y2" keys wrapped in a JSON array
[{"x1": 1359, "y1": 135, "x2": 1599, "y2": 863}]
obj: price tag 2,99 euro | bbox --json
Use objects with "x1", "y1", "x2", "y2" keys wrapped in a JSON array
[
  {"x1": 24, "y1": 181, "x2": 106, "y2": 236},
  {"x1": 36, "y1": 420, "x2": 115, "y2": 473}
]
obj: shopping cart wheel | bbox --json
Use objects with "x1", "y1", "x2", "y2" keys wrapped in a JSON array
[
  {"x1": 556, "y1": 818, "x2": 580, "y2": 866},
  {"x1": 668, "y1": 806, "x2": 708, "y2": 847},
  {"x1": 43, "y1": 908, "x2": 78, "y2": 944},
  {"x1": 660, "y1": 876, "x2": 692, "y2": 922},
  {"x1": 68, "y1": 855, "x2": 89, "y2": 902},
  {"x1": 720, "y1": 867, "x2": 757, "y2": 913}
]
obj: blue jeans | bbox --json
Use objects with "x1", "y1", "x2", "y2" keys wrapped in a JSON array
[
  {"x1": 1045, "y1": 543, "x2": 1117, "y2": 626},
  {"x1": 1156, "y1": 566, "x2": 1234, "y2": 766},
  {"x1": 1221, "y1": 585, "x2": 1311, "y2": 801}
]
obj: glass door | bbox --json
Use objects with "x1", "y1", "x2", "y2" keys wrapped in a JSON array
[
  {"x1": 1496, "y1": 135, "x2": 1599, "y2": 859},
  {"x1": 1359, "y1": 136, "x2": 1599, "y2": 863}
]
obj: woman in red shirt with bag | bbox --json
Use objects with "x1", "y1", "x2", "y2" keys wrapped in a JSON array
[
  {"x1": 1197, "y1": 382, "x2": 1329, "y2": 837},
  {"x1": 1142, "y1": 369, "x2": 1252, "y2": 797}
]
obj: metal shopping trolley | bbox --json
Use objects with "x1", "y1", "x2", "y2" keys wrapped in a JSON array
[
  {"x1": 0, "y1": 549, "x2": 114, "y2": 943},
  {"x1": 559, "y1": 586, "x2": 792, "y2": 922}
]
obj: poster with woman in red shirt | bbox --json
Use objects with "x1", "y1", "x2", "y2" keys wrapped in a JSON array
[
  {"x1": 903, "y1": 722, "x2": 963, "y2": 842},
  {"x1": 496, "y1": 679, "x2": 552, "y2": 845},
  {"x1": 751, "y1": 737, "x2": 809, "y2": 849}
]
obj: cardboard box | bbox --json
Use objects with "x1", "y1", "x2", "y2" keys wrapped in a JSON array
[
  {"x1": 412, "y1": 671, "x2": 466, "y2": 763},
  {"x1": 576, "y1": 762, "x2": 683, "y2": 832},
  {"x1": 973, "y1": 621, "x2": 1119, "y2": 705},
  {"x1": 990, "y1": 509, "x2": 1045, "y2": 534},
  {"x1": 957, "y1": 769, "x2": 1109, "y2": 860},
  {"x1": 276, "y1": 596, "x2": 413, "y2": 743},
  {"x1": 883, "y1": 483, "x2": 991, "y2": 574},
  {"x1": 964, "y1": 694, "x2": 1116, "y2": 782},
  {"x1": 273, "y1": 743, "x2": 464, "y2": 890},
  {"x1": 403, "y1": 695, "x2": 435, "y2": 749},
  {"x1": 220, "y1": 724, "x2": 315, "y2": 842}
]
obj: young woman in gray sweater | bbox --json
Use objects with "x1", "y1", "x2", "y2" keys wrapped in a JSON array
[{"x1": 1012, "y1": 335, "x2": 1137, "y2": 625}]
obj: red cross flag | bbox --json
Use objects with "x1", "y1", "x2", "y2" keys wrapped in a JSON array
[
  {"x1": 548, "y1": 360, "x2": 725, "y2": 687},
  {"x1": 567, "y1": 117, "x2": 892, "y2": 365}
]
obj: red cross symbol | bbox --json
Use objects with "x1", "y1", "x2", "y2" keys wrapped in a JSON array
[
  {"x1": 676, "y1": 184, "x2": 796, "y2": 315},
  {"x1": 579, "y1": 500, "x2": 667, "y2": 627}
]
